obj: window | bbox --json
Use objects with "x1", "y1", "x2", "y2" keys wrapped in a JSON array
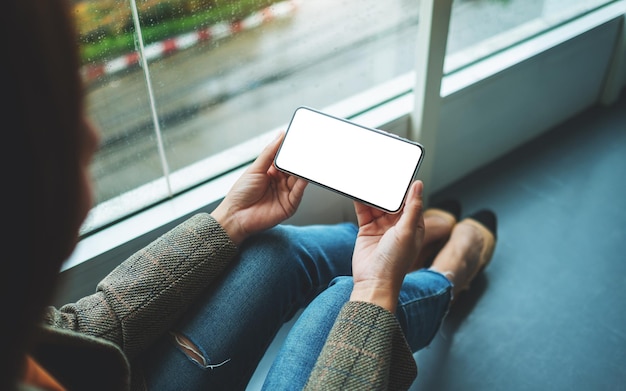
[
  {"x1": 445, "y1": 0, "x2": 617, "y2": 73},
  {"x1": 81, "y1": 0, "x2": 428, "y2": 233},
  {"x1": 61, "y1": 0, "x2": 624, "y2": 303},
  {"x1": 77, "y1": 0, "x2": 623, "y2": 235}
]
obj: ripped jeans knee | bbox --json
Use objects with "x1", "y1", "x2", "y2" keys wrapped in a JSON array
[{"x1": 170, "y1": 331, "x2": 231, "y2": 370}]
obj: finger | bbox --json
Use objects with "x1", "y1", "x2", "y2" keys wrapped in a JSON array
[
  {"x1": 268, "y1": 162, "x2": 305, "y2": 186},
  {"x1": 290, "y1": 176, "x2": 308, "y2": 194},
  {"x1": 250, "y1": 132, "x2": 285, "y2": 173},
  {"x1": 289, "y1": 177, "x2": 308, "y2": 206},
  {"x1": 397, "y1": 180, "x2": 424, "y2": 231},
  {"x1": 353, "y1": 201, "x2": 369, "y2": 227},
  {"x1": 354, "y1": 200, "x2": 380, "y2": 228}
]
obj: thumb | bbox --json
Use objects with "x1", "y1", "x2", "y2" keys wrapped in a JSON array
[{"x1": 398, "y1": 180, "x2": 424, "y2": 231}]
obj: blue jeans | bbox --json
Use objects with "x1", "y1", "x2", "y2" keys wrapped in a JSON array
[
  {"x1": 140, "y1": 223, "x2": 357, "y2": 390},
  {"x1": 262, "y1": 270, "x2": 452, "y2": 390},
  {"x1": 140, "y1": 223, "x2": 452, "y2": 390}
]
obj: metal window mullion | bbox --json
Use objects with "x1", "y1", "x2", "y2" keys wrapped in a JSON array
[{"x1": 129, "y1": 0, "x2": 173, "y2": 196}]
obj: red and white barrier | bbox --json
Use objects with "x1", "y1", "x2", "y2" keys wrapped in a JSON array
[{"x1": 82, "y1": 0, "x2": 297, "y2": 83}]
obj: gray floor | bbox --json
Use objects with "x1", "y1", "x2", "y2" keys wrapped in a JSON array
[{"x1": 411, "y1": 89, "x2": 626, "y2": 390}]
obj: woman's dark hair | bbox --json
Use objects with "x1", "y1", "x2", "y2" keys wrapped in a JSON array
[{"x1": 1, "y1": 0, "x2": 85, "y2": 388}]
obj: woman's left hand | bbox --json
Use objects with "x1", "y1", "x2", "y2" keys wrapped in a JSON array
[{"x1": 211, "y1": 133, "x2": 308, "y2": 245}]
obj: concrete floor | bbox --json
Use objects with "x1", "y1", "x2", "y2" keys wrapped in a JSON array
[{"x1": 411, "y1": 89, "x2": 626, "y2": 390}]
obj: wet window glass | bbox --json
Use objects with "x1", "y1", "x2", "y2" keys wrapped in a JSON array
[
  {"x1": 445, "y1": 0, "x2": 615, "y2": 72},
  {"x1": 75, "y1": 0, "x2": 617, "y2": 231}
]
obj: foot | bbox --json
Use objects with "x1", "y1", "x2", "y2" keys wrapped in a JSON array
[
  {"x1": 410, "y1": 207, "x2": 458, "y2": 270},
  {"x1": 429, "y1": 213, "x2": 496, "y2": 299}
]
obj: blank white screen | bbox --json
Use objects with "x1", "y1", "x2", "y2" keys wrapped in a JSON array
[{"x1": 274, "y1": 107, "x2": 423, "y2": 213}]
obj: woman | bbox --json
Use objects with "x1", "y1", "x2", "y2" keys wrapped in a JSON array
[{"x1": 2, "y1": 0, "x2": 496, "y2": 390}]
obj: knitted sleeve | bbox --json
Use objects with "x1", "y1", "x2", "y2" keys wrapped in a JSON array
[
  {"x1": 305, "y1": 301, "x2": 417, "y2": 391},
  {"x1": 42, "y1": 213, "x2": 238, "y2": 360}
]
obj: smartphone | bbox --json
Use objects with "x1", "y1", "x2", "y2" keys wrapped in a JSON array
[{"x1": 274, "y1": 106, "x2": 424, "y2": 213}]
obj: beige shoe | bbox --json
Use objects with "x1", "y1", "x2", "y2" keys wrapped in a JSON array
[
  {"x1": 424, "y1": 199, "x2": 461, "y2": 225},
  {"x1": 455, "y1": 210, "x2": 497, "y2": 294},
  {"x1": 412, "y1": 200, "x2": 462, "y2": 270}
]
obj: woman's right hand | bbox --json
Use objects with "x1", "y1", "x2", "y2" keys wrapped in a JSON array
[{"x1": 349, "y1": 180, "x2": 425, "y2": 312}]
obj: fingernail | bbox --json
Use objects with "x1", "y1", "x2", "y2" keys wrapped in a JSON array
[{"x1": 414, "y1": 180, "x2": 424, "y2": 195}]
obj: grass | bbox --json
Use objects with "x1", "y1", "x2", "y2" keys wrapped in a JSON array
[{"x1": 80, "y1": 0, "x2": 280, "y2": 64}]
